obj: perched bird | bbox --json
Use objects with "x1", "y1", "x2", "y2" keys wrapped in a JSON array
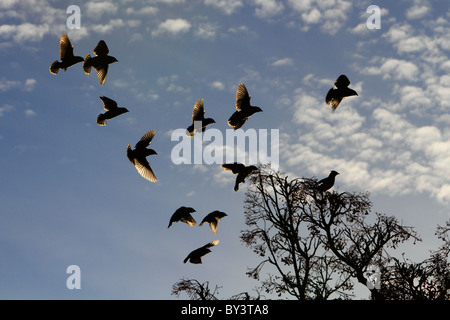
[
  {"x1": 228, "y1": 83, "x2": 262, "y2": 130},
  {"x1": 315, "y1": 170, "x2": 339, "y2": 192},
  {"x1": 221, "y1": 163, "x2": 258, "y2": 191},
  {"x1": 126, "y1": 130, "x2": 158, "y2": 182},
  {"x1": 325, "y1": 75, "x2": 358, "y2": 111},
  {"x1": 168, "y1": 206, "x2": 197, "y2": 228},
  {"x1": 183, "y1": 240, "x2": 219, "y2": 264},
  {"x1": 83, "y1": 40, "x2": 118, "y2": 85},
  {"x1": 49, "y1": 33, "x2": 83, "y2": 74},
  {"x1": 186, "y1": 98, "x2": 216, "y2": 137},
  {"x1": 199, "y1": 211, "x2": 228, "y2": 234},
  {"x1": 96, "y1": 96, "x2": 129, "y2": 126}
]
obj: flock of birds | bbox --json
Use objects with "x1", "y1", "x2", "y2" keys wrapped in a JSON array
[{"x1": 50, "y1": 33, "x2": 357, "y2": 264}]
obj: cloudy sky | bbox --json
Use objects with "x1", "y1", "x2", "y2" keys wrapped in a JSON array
[{"x1": 0, "y1": 0, "x2": 449, "y2": 299}]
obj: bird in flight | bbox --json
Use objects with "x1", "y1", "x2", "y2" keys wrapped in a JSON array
[
  {"x1": 315, "y1": 170, "x2": 339, "y2": 192},
  {"x1": 325, "y1": 75, "x2": 358, "y2": 111},
  {"x1": 183, "y1": 240, "x2": 219, "y2": 264},
  {"x1": 221, "y1": 163, "x2": 258, "y2": 191},
  {"x1": 83, "y1": 40, "x2": 118, "y2": 85},
  {"x1": 126, "y1": 130, "x2": 158, "y2": 182},
  {"x1": 199, "y1": 211, "x2": 228, "y2": 234},
  {"x1": 49, "y1": 33, "x2": 83, "y2": 74},
  {"x1": 168, "y1": 206, "x2": 197, "y2": 228},
  {"x1": 186, "y1": 98, "x2": 216, "y2": 137},
  {"x1": 96, "y1": 96, "x2": 129, "y2": 126},
  {"x1": 228, "y1": 83, "x2": 262, "y2": 130}
]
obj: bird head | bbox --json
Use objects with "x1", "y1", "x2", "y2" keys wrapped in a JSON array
[
  {"x1": 205, "y1": 118, "x2": 216, "y2": 125},
  {"x1": 330, "y1": 170, "x2": 339, "y2": 176}
]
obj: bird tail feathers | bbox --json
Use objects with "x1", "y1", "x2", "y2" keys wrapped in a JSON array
[{"x1": 49, "y1": 61, "x2": 59, "y2": 74}]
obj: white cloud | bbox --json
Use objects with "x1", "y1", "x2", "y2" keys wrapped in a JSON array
[
  {"x1": 0, "y1": 104, "x2": 14, "y2": 117},
  {"x1": 270, "y1": 57, "x2": 294, "y2": 67},
  {"x1": 302, "y1": 8, "x2": 321, "y2": 24},
  {"x1": 406, "y1": 4, "x2": 430, "y2": 20},
  {"x1": 204, "y1": 0, "x2": 243, "y2": 15},
  {"x1": 24, "y1": 78, "x2": 36, "y2": 91},
  {"x1": 253, "y1": 0, "x2": 284, "y2": 18},
  {"x1": 24, "y1": 109, "x2": 36, "y2": 117},
  {"x1": 210, "y1": 81, "x2": 225, "y2": 90},
  {"x1": 195, "y1": 22, "x2": 219, "y2": 39},
  {"x1": 85, "y1": 2, "x2": 118, "y2": 19},
  {"x1": 0, "y1": 23, "x2": 49, "y2": 43},
  {"x1": 152, "y1": 18, "x2": 191, "y2": 36},
  {"x1": 0, "y1": 77, "x2": 36, "y2": 92},
  {"x1": 287, "y1": 0, "x2": 352, "y2": 34},
  {"x1": 363, "y1": 58, "x2": 420, "y2": 81},
  {"x1": 0, "y1": 78, "x2": 21, "y2": 92}
]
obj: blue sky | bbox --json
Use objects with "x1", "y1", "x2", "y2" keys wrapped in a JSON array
[{"x1": 0, "y1": 0, "x2": 449, "y2": 299}]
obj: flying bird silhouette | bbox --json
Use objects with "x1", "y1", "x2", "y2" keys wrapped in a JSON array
[
  {"x1": 183, "y1": 240, "x2": 219, "y2": 264},
  {"x1": 186, "y1": 98, "x2": 216, "y2": 137},
  {"x1": 221, "y1": 163, "x2": 258, "y2": 191},
  {"x1": 315, "y1": 170, "x2": 339, "y2": 192},
  {"x1": 96, "y1": 96, "x2": 129, "y2": 126},
  {"x1": 83, "y1": 40, "x2": 118, "y2": 85},
  {"x1": 199, "y1": 211, "x2": 228, "y2": 234},
  {"x1": 168, "y1": 206, "x2": 197, "y2": 228},
  {"x1": 49, "y1": 33, "x2": 83, "y2": 74},
  {"x1": 126, "y1": 130, "x2": 157, "y2": 182},
  {"x1": 228, "y1": 83, "x2": 262, "y2": 130},
  {"x1": 325, "y1": 75, "x2": 358, "y2": 111}
]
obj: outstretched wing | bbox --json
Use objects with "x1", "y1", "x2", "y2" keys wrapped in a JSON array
[
  {"x1": 135, "y1": 130, "x2": 156, "y2": 149},
  {"x1": 60, "y1": 33, "x2": 74, "y2": 60},
  {"x1": 192, "y1": 98, "x2": 205, "y2": 122},
  {"x1": 94, "y1": 65, "x2": 108, "y2": 86},
  {"x1": 133, "y1": 158, "x2": 157, "y2": 182},
  {"x1": 99, "y1": 96, "x2": 117, "y2": 111},
  {"x1": 93, "y1": 40, "x2": 109, "y2": 56},
  {"x1": 235, "y1": 83, "x2": 250, "y2": 111}
]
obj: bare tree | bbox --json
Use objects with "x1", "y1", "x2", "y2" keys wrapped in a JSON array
[
  {"x1": 172, "y1": 166, "x2": 447, "y2": 300},
  {"x1": 171, "y1": 278, "x2": 220, "y2": 300},
  {"x1": 171, "y1": 277, "x2": 262, "y2": 300},
  {"x1": 379, "y1": 220, "x2": 450, "y2": 300},
  {"x1": 240, "y1": 165, "x2": 420, "y2": 300}
]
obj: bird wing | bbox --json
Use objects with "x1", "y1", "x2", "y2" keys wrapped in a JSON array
[
  {"x1": 203, "y1": 239, "x2": 219, "y2": 249},
  {"x1": 93, "y1": 40, "x2": 109, "y2": 56},
  {"x1": 133, "y1": 157, "x2": 157, "y2": 182},
  {"x1": 209, "y1": 220, "x2": 218, "y2": 234},
  {"x1": 99, "y1": 96, "x2": 117, "y2": 111},
  {"x1": 192, "y1": 98, "x2": 205, "y2": 122},
  {"x1": 135, "y1": 130, "x2": 156, "y2": 149},
  {"x1": 60, "y1": 33, "x2": 74, "y2": 60},
  {"x1": 334, "y1": 75, "x2": 350, "y2": 89},
  {"x1": 325, "y1": 88, "x2": 334, "y2": 105},
  {"x1": 94, "y1": 64, "x2": 108, "y2": 86},
  {"x1": 235, "y1": 83, "x2": 250, "y2": 111},
  {"x1": 221, "y1": 163, "x2": 245, "y2": 174},
  {"x1": 180, "y1": 214, "x2": 197, "y2": 227}
]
